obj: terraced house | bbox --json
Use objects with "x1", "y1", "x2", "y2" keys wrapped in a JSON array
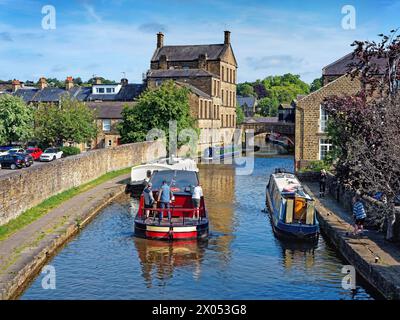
[
  {"x1": 4, "y1": 77, "x2": 143, "y2": 150},
  {"x1": 146, "y1": 30, "x2": 238, "y2": 152}
]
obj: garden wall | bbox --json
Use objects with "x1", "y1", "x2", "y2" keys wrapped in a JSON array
[{"x1": 0, "y1": 141, "x2": 164, "y2": 226}]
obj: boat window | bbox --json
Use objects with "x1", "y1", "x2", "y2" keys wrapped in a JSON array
[{"x1": 151, "y1": 171, "x2": 198, "y2": 191}]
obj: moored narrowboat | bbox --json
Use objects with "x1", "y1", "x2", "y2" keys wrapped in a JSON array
[
  {"x1": 134, "y1": 169, "x2": 209, "y2": 241},
  {"x1": 266, "y1": 169, "x2": 319, "y2": 241}
]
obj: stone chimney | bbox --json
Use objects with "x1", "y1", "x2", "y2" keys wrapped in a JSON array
[
  {"x1": 65, "y1": 76, "x2": 74, "y2": 90},
  {"x1": 120, "y1": 78, "x2": 128, "y2": 86},
  {"x1": 159, "y1": 54, "x2": 168, "y2": 70},
  {"x1": 12, "y1": 79, "x2": 21, "y2": 92},
  {"x1": 224, "y1": 30, "x2": 231, "y2": 45},
  {"x1": 157, "y1": 32, "x2": 164, "y2": 49},
  {"x1": 38, "y1": 77, "x2": 47, "y2": 90},
  {"x1": 94, "y1": 77, "x2": 102, "y2": 85},
  {"x1": 198, "y1": 53, "x2": 207, "y2": 70}
]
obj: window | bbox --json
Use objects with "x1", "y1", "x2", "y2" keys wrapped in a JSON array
[
  {"x1": 319, "y1": 139, "x2": 333, "y2": 160},
  {"x1": 222, "y1": 66, "x2": 225, "y2": 81},
  {"x1": 233, "y1": 70, "x2": 236, "y2": 83},
  {"x1": 103, "y1": 119, "x2": 111, "y2": 132},
  {"x1": 319, "y1": 105, "x2": 329, "y2": 132},
  {"x1": 200, "y1": 100, "x2": 203, "y2": 118},
  {"x1": 96, "y1": 87, "x2": 105, "y2": 94},
  {"x1": 209, "y1": 102, "x2": 212, "y2": 119},
  {"x1": 106, "y1": 87, "x2": 115, "y2": 93}
]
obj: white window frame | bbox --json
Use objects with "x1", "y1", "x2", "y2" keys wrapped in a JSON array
[
  {"x1": 102, "y1": 119, "x2": 111, "y2": 132},
  {"x1": 319, "y1": 105, "x2": 329, "y2": 133},
  {"x1": 319, "y1": 138, "x2": 333, "y2": 160}
]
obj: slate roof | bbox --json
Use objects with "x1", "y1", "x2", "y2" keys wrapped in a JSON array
[
  {"x1": 86, "y1": 101, "x2": 135, "y2": 119},
  {"x1": 147, "y1": 69, "x2": 217, "y2": 79},
  {"x1": 237, "y1": 95, "x2": 256, "y2": 108},
  {"x1": 175, "y1": 81, "x2": 211, "y2": 99},
  {"x1": 151, "y1": 44, "x2": 225, "y2": 62},
  {"x1": 11, "y1": 83, "x2": 144, "y2": 103},
  {"x1": 323, "y1": 52, "x2": 387, "y2": 76}
]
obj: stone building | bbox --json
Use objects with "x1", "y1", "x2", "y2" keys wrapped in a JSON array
[
  {"x1": 294, "y1": 55, "x2": 363, "y2": 171},
  {"x1": 237, "y1": 95, "x2": 257, "y2": 117},
  {"x1": 146, "y1": 31, "x2": 238, "y2": 153}
]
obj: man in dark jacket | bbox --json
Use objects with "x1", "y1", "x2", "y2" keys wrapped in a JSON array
[{"x1": 143, "y1": 183, "x2": 155, "y2": 219}]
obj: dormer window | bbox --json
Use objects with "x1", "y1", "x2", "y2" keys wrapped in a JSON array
[
  {"x1": 96, "y1": 88, "x2": 105, "y2": 94},
  {"x1": 106, "y1": 88, "x2": 115, "y2": 93},
  {"x1": 93, "y1": 84, "x2": 121, "y2": 95}
]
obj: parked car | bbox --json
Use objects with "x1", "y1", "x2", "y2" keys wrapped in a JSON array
[
  {"x1": 17, "y1": 153, "x2": 34, "y2": 167},
  {"x1": 0, "y1": 154, "x2": 28, "y2": 170},
  {"x1": 26, "y1": 147, "x2": 43, "y2": 161},
  {"x1": 0, "y1": 146, "x2": 14, "y2": 156},
  {"x1": 8, "y1": 147, "x2": 26, "y2": 154},
  {"x1": 40, "y1": 148, "x2": 63, "y2": 162}
]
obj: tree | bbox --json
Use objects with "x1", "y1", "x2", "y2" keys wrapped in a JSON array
[
  {"x1": 324, "y1": 30, "x2": 400, "y2": 240},
  {"x1": 310, "y1": 77, "x2": 323, "y2": 92},
  {"x1": 237, "y1": 83, "x2": 256, "y2": 97},
  {"x1": 34, "y1": 96, "x2": 98, "y2": 147},
  {"x1": 237, "y1": 74, "x2": 310, "y2": 116},
  {"x1": 235, "y1": 104, "x2": 245, "y2": 125},
  {"x1": 0, "y1": 95, "x2": 33, "y2": 145},
  {"x1": 118, "y1": 80, "x2": 197, "y2": 147}
]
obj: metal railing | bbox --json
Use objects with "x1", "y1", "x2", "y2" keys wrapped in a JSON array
[{"x1": 140, "y1": 207, "x2": 205, "y2": 225}]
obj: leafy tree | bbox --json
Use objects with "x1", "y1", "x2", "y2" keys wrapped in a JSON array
[
  {"x1": 0, "y1": 95, "x2": 33, "y2": 145},
  {"x1": 34, "y1": 96, "x2": 98, "y2": 147},
  {"x1": 237, "y1": 74, "x2": 309, "y2": 116},
  {"x1": 324, "y1": 30, "x2": 400, "y2": 240},
  {"x1": 310, "y1": 77, "x2": 323, "y2": 92},
  {"x1": 235, "y1": 103, "x2": 245, "y2": 125},
  {"x1": 118, "y1": 80, "x2": 197, "y2": 147},
  {"x1": 237, "y1": 83, "x2": 256, "y2": 97}
]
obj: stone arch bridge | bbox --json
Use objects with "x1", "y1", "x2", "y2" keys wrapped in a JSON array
[{"x1": 241, "y1": 117, "x2": 295, "y2": 140}]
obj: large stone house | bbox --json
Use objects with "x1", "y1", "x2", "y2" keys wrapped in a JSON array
[
  {"x1": 294, "y1": 53, "x2": 388, "y2": 170},
  {"x1": 4, "y1": 77, "x2": 143, "y2": 150},
  {"x1": 146, "y1": 31, "x2": 238, "y2": 153}
]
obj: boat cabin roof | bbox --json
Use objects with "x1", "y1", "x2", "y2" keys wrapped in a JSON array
[
  {"x1": 150, "y1": 170, "x2": 199, "y2": 194},
  {"x1": 271, "y1": 173, "x2": 312, "y2": 200}
]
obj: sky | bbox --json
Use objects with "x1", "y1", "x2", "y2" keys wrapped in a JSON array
[{"x1": 0, "y1": 0, "x2": 399, "y2": 84}]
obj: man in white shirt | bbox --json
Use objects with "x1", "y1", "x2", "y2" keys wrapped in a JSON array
[{"x1": 192, "y1": 184, "x2": 203, "y2": 219}]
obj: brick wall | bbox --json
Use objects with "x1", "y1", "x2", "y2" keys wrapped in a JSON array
[
  {"x1": 295, "y1": 75, "x2": 361, "y2": 170},
  {"x1": 0, "y1": 141, "x2": 164, "y2": 226}
]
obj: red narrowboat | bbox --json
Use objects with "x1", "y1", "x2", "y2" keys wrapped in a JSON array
[{"x1": 134, "y1": 170, "x2": 209, "y2": 241}]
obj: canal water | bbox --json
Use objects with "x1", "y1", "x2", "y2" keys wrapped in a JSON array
[{"x1": 21, "y1": 146, "x2": 377, "y2": 300}]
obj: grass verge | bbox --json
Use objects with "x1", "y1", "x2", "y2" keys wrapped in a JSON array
[{"x1": 0, "y1": 167, "x2": 130, "y2": 241}]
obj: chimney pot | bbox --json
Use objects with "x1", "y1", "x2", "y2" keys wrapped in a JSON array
[
  {"x1": 224, "y1": 30, "x2": 231, "y2": 45},
  {"x1": 157, "y1": 32, "x2": 164, "y2": 49},
  {"x1": 65, "y1": 76, "x2": 74, "y2": 90},
  {"x1": 38, "y1": 77, "x2": 47, "y2": 90},
  {"x1": 12, "y1": 79, "x2": 21, "y2": 92},
  {"x1": 121, "y1": 78, "x2": 128, "y2": 86},
  {"x1": 94, "y1": 77, "x2": 102, "y2": 85}
]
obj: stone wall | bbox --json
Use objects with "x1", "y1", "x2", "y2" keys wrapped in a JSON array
[
  {"x1": 0, "y1": 141, "x2": 163, "y2": 226},
  {"x1": 298, "y1": 171, "x2": 400, "y2": 238}
]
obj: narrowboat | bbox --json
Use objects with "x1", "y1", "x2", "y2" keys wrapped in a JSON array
[
  {"x1": 266, "y1": 169, "x2": 319, "y2": 241},
  {"x1": 266, "y1": 133, "x2": 294, "y2": 149},
  {"x1": 126, "y1": 157, "x2": 198, "y2": 196},
  {"x1": 202, "y1": 144, "x2": 240, "y2": 161},
  {"x1": 134, "y1": 169, "x2": 208, "y2": 241}
]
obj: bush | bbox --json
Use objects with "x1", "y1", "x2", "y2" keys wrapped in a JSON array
[
  {"x1": 299, "y1": 160, "x2": 331, "y2": 173},
  {"x1": 60, "y1": 146, "x2": 81, "y2": 157}
]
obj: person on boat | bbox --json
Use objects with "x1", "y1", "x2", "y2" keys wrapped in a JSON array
[
  {"x1": 319, "y1": 169, "x2": 327, "y2": 198},
  {"x1": 157, "y1": 180, "x2": 173, "y2": 223},
  {"x1": 143, "y1": 182, "x2": 155, "y2": 220},
  {"x1": 192, "y1": 183, "x2": 203, "y2": 220},
  {"x1": 352, "y1": 195, "x2": 367, "y2": 236}
]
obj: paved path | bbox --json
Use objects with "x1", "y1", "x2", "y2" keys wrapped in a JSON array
[
  {"x1": 305, "y1": 182, "x2": 400, "y2": 299},
  {"x1": 0, "y1": 173, "x2": 130, "y2": 299}
]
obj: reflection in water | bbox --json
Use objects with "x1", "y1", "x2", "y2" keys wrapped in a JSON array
[
  {"x1": 135, "y1": 239, "x2": 207, "y2": 287},
  {"x1": 21, "y1": 157, "x2": 378, "y2": 300}
]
